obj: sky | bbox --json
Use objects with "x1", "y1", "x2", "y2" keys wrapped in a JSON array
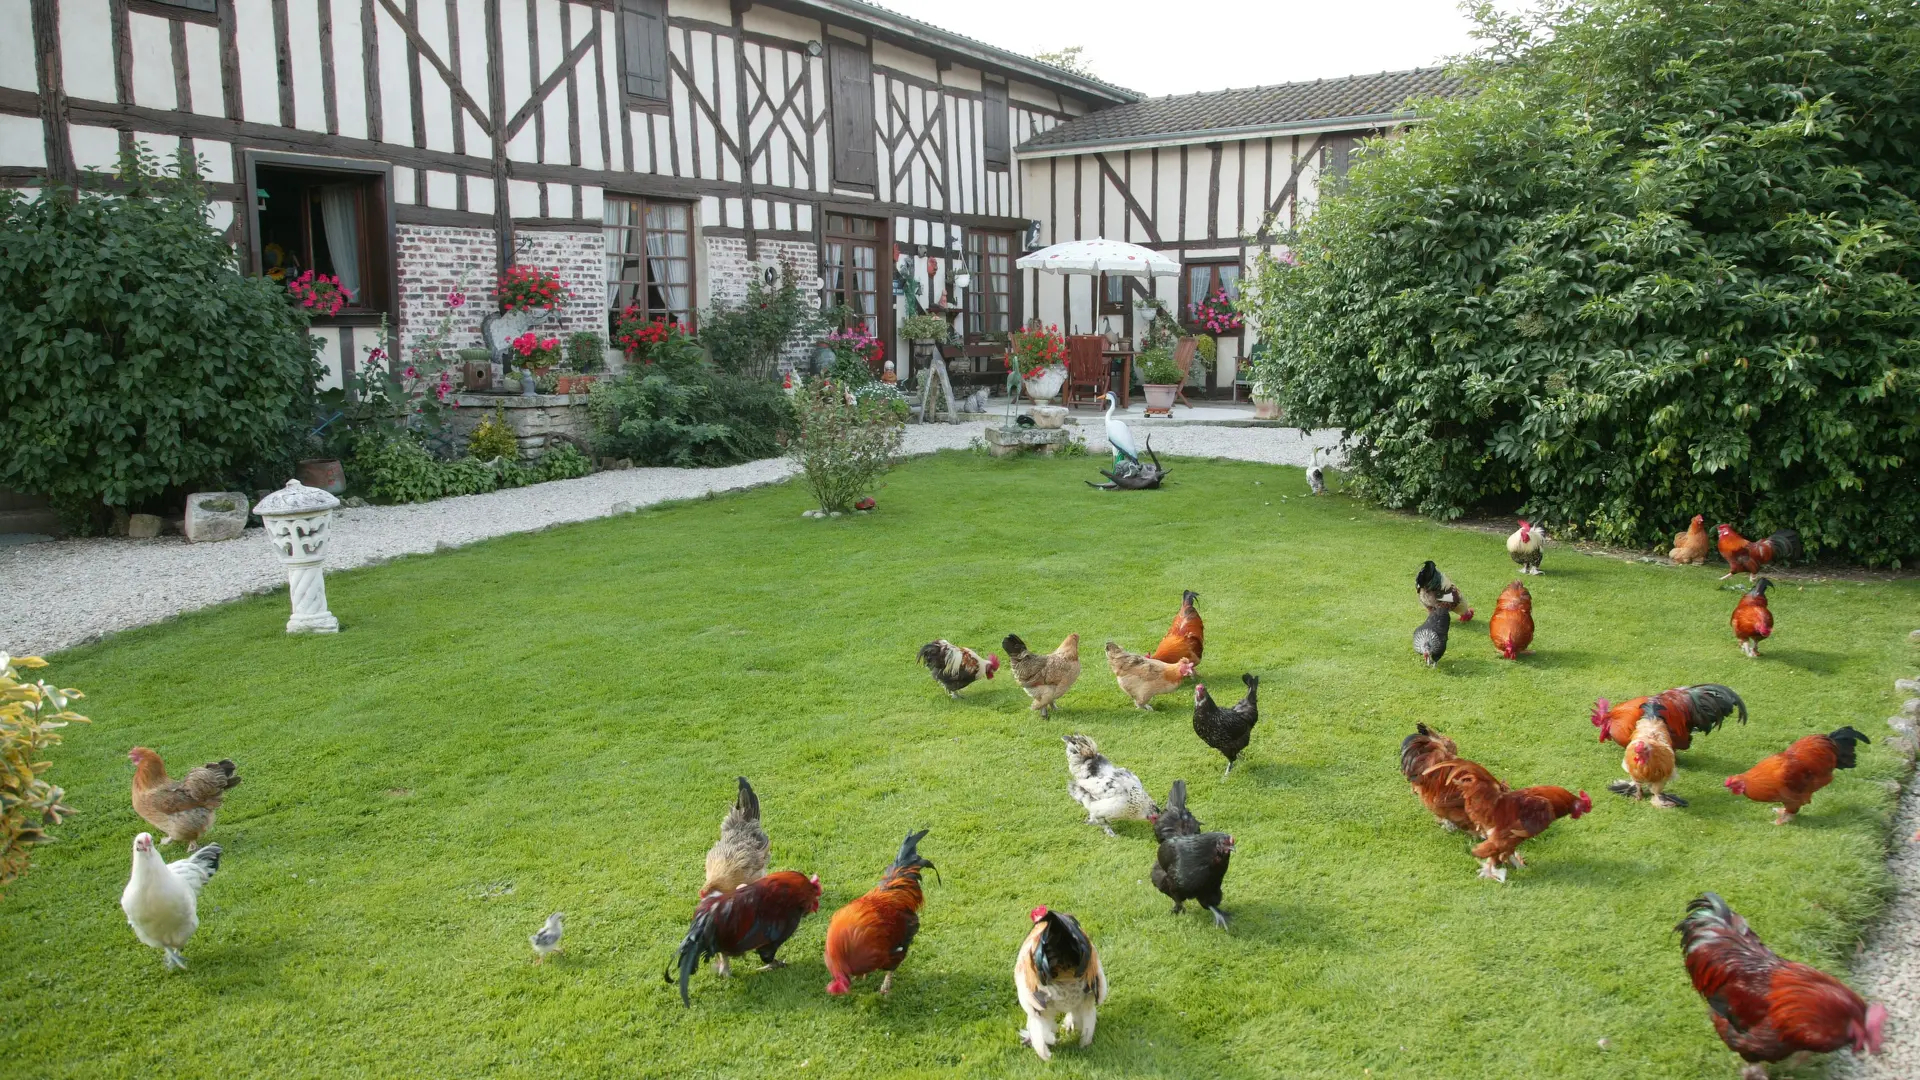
[{"x1": 873, "y1": 0, "x2": 1501, "y2": 98}]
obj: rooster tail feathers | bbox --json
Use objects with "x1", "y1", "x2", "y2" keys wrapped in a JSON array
[
  {"x1": 1181, "y1": 589, "x2": 1198, "y2": 612},
  {"x1": 168, "y1": 843, "x2": 222, "y2": 893},
  {"x1": 1167, "y1": 780, "x2": 1188, "y2": 814},
  {"x1": 885, "y1": 829, "x2": 933, "y2": 882},
  {"x1": 669, "y1": 906, "x2": 718, "y2": 1006},
  {"x1": 917, "y1": 641, "x2": 950, "y2": 671},
  {"x1": 1001, "y1": 634, "x2": 1029, "y2": 660},
  {"x1": 1767, "y1": 529, "x2": 1802, "y2": 560},
  {"x1": 1241, "y1": 672, "x2": 1258, "y2": 701},
  {"x1": 1828, "y1": 726, "x2": 1871, "y2": 768},
  {"x1": 1689, "y1": 684, "x2": 1748, "y2": 731},
  {"x1": 734, "y1": 777, "x2": 760, "y2": 824},
  {"x1": 1676, "y1": 891, "x2": 1741, "y2": 942}
]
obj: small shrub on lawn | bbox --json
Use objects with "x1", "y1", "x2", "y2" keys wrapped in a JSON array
[
  {"x1": 789, "y1": 376, "x2": 906, "y2": 512},
  {"x1": 0, "y1": 147, "x2": 321, "y2": 520},
  {"x1": 0, "y1": 655, "x2": 87, "y2": 897}
]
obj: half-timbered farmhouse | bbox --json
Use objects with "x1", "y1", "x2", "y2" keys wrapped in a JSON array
[
  {"x1": 1016, "y1": 67, "x2": 1459, "y2": 392},
  {"x1": 2, "y1": 0, "x2": 1131, "y2": 386},
  {"x1": 3, "y1": 0, "x2": 1456, "y2": 396}
]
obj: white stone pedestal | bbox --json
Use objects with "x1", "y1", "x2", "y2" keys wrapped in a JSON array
[{"x1": 253, "y1": 480, "x2": 342, "y2": 634}]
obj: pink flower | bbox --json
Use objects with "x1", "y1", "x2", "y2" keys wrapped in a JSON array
[
  {"x1": 447, "y1": 291, "x2": 466, "y2": 309},
  {"x1": 404, "y1": 365, "x2": 418, "y2": 379}
]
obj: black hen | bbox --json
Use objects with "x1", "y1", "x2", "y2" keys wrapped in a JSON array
[
  {"x1": 1192, "y1": 674, "x2": 1260, "y2": 778},
  {"x1": 1415, "y1": 560, "x2": 1473, "y2": 621},
  {"x1": 1151, "y1": 832, "x2": 1235, "y2": 929},
  {"x1": 1413, "y1": 608, "x2": 1450, "y2": 667},
  {"x1": 1151, "y1": 780, "x2": 1202, "y2": 842}
]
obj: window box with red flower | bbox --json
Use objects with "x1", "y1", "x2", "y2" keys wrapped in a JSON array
[{"x1": 286, "y1": 270, "x2": 353, "y2": 316}]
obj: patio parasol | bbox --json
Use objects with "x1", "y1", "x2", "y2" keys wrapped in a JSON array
[{"x1": 1015, "y1": 238, "x2": 1180, "y2": 334}]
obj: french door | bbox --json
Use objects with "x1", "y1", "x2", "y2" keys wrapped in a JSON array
[{"x1": 823, "y1": 214, "x2": 886, "y2": 339}]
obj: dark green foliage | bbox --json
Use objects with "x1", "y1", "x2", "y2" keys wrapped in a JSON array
[
  {"x1": 566, "y1": 331, "x2": 604, "y2": 372},
  {"x1": 588, "y1": 350, "x2": 791, "y2": 467},
  {"x1": 1243, "y1": 0, "x2": 1920, "y2": 565},
  {"x1": 352, "y1": 435, "x2": 591, "y2": 504},
  {"x1": 0, "y1": 149, "x2": 321, "y2": 515},
  {"x1": 697, "y1": 262, "x2": 822, "y2": 378}
]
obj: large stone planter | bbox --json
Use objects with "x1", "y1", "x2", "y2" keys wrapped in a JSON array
[
  {"x1": 184, "y1": 491, "x2": 249, "y2": 543},
  {"x1": 1027, "y1": 405, "x2": 1067, "y2": 429},
  {"x1": 448, "y1": 393, "x2": 595, "y2": 458},
  {"x1": 983, "y1": 423, "x2": 1070, "y2": 458},
  {"x1": 1022, "y1": 364, "x2": 1068, "y2": 405},
  {"x1": 1252, "y1": 398, "x2": 1283, "y2": 420}
]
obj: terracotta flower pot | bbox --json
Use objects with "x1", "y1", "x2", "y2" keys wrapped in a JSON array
[{"x1": 295, "y1": 458, "x2": 347, "y2": 495}]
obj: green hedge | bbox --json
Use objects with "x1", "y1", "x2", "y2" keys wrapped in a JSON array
[
  {"x1": 1242, "y1": 0, "x2": 1920, "y2": 565},
  {"x1": 353, "y1": 437, "x2": 591, "y2": 504}
]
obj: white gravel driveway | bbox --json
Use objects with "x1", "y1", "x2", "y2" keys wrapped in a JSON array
[{"x1": 0, "y1": 422, "x2": 1340, "y2": 658}]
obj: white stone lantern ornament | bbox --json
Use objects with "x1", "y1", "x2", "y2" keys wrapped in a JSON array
[{"x1": 253, "y1": 479, "x2": 341, "y2": 634}]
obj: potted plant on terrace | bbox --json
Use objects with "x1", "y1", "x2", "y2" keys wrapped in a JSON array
[
  {"x1": 1137, "y1": 346, "x2": 1182, "y2": 417},
  {"x1": 509, "y1": 332, "x2": 563, "y2": 377},
  {"x1": 1010, "y1": 323, "x2": 1068, "y2": 404},
  {"x1": 823, "y1": 324, "x2": 886, "y2": 380}
]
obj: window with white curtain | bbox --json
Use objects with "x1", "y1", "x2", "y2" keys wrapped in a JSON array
[
  {"x1": 251, "y1": 162, "x2": 391, "y2": 316},
  {"x1": 604, "y1": 196, "x2": 695, "y2": 326}
]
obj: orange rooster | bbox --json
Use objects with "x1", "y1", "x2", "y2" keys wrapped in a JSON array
[
  {"x1": 1425, "y1": 762, "x2": 1589, "y2": 881},
  {"x1": 1400, "y1": 724, "x2": 1506, "y2": 835},
  {"x1": 1678, "y1": 892, "x2": 1885, "y2": 1077},
  {"x1": 825, "y1": 829, "x2": 934, "y2": 996},
  {"x1": 1488, "y1": 581, "x2": 1533, "y2": 660},
  {"x1": 1671, "y1": 515, "x2": 1712, "y2": 564},
  {"x1": 1150, "y1": 590, "x2": 1204, "y2": 666},
  {"x1": 129, "y1": 748, "x2": 241, "y2": 850},
  {"x1": 1731, "y1": 577, "x2": 1775, "y2": 657},
  {"x1": 1725, "y1": 728, "x2": 1870, "y2": 825},
  {"x1": 1592, "y1": 684, "x2": 1747, "y2": 752},
  {"x1": 1717, "y1": 525, "x2": 1801, "y2": 580},
  {"x1": 1605, "y1": 701, "x2": 1685, "y2": 808}
]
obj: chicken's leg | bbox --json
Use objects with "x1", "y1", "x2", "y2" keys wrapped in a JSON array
[
  {"x1": 1222, "y1": 760, "x2": 1235, "y2": 780},
  {"x1": 1207, "y1": 906, "x2": 1230, "y2": 930},
  {"x1": 714, "y1": 954, "x2": 732, "y2": 978},
  {"x1": 878, "y1": 972, "x2": 894, "y2": 995},
  {"x1": 1606, "y1": 780, "x2": 1642, "y2": 800},
  {"x1": 1021, "y1": 1012, "x2": 1058, "y2": 1060},
  {"x1": 1477, "y1": 859, "x2": 1508, "y2": 883},
  {"x1": 1773, "y1": 808, "x2": 1794, "y2": 826},
  {"x1": 1072, "y1": 1001, "x2": 1098, "y2": 1046},
  {"x1": 1740, "y1": 1065, "x2": 1769, "y2": 1080}
]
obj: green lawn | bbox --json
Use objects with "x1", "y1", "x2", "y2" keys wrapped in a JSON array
[{"x1": 3, "y1": 452, "x2": 1914, "y2": 1079}]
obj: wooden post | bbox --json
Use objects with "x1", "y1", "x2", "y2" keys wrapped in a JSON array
[
  {"x1": 484, "y1": 0, "x2": 512, "y2": 273},
  {"x1": 30, "y1": 0, "x2": 77, "y2": 194}
]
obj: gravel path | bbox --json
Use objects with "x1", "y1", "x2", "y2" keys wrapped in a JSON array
[
  {"x1": 0, "y1": 422, "x2": 1340, "y2": 658},
  {"x1": 1835, "y1": 672, "x2": 1920, "y2": 1080}
]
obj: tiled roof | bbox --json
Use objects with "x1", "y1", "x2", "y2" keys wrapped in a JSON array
[{"x1": 1018, "y1": 67, "x2": 1463, "y2": 152}]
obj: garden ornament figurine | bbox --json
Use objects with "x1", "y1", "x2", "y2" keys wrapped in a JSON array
[{"x1": 1101, "y1": 392, "x2": 1139, "y2": 467}]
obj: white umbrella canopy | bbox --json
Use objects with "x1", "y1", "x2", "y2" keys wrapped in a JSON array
[{"x1": 1015, "y1": 238, "x2": 1180, "y2": 277}]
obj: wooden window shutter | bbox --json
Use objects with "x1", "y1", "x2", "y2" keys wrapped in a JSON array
[
  {"x1": 983, "y1": 81, "x2": 1009, "y2": 171},
  {"x1": 621, "y1": 0, "x2": 669, "y2": 102},
  {"x1": 829, "y1": 41, "x2": 877, "y2": 187}
]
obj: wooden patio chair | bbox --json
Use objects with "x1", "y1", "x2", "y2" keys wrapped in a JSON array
[
  {"x1": 1064, "y1": 335, "x2": 1110, "y2": 409},
  {"x1": 1172, "y1": 337, "x2": 1198, "y2": 408}
]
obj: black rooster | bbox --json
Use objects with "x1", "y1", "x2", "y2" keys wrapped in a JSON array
[
  {"x1": 1192, "y1": 674, "x2": 1260, "y2": 779},
  {"x1": 1150, "y1": 780, "x2": 1202, "y2": 842},
  {"x1": 1151, "y1": 832, "x2": 1235, "y2": 929},
  {"x1": 1087, "y1": 435, "x2": 1169, "y2": 490}
]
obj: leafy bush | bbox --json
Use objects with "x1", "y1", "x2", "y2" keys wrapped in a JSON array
[
  {"x1": 1, "y1": 654, "x2": 87, "y2": 897},
  {"x1": 1240, "y1": 0, "x2": 1920, "y2": 565},
  {"x1": 566, "y1": 331, "x2": 605, "y2": 372},
  {"x1": 901, "y1": 312, "x2": 954, "y2": 343},
  {"x1": 350, "y1": 436, "x2": 591, "y2": 504},
  {"x1": 0, "y1": 148, "x2": 321, "y2": 518},
  {"x1": 1137, "y1": 348, "x2": 1180, "y2": 385},
  {"x1": 588, "y1": 354, "x2": 791, "y2": 468},
  {"x1": 789, "y1": 377, "x2": 906, "y2": 512},
  {"x1": 467, "y1": 407, "x2": 520, "y2": 462},
  {"x1": 699, "y1": 261, "x2": 821, "y2": 378}
]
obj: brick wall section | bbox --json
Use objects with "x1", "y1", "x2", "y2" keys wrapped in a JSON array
[
  {"x1": 519, "y1": 230, "x2": 608, "y2": 341},
  {"x1": 396, "y1": 224, "x2": 495, "y2": 353},
  {"x1": 705, "y1": 236, "x2": 821, "y2": 373},
  {"x1": 396, "y1": 226, "x2": 608, "y2": 359}
]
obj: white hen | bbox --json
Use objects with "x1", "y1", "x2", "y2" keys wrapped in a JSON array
[
  {"x1": 120, "y1": 832, "x2": 222, "y2": 970},
  {"x1": 1062, "y1": 735, "x2": 1158, "y2": 836}
]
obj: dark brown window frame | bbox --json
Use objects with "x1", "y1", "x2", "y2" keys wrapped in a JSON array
[
  {"x1": 1180, "y1": 258, "x2": 1242, "y2": 334},
  {"x1": 240, "y1": 150, "x2": 396, "y2": 326},
  {"x1": 821, "y1": 212, "x2": 890, "y2": 344},
  {"x1": 617, "y1": 0, "x2": 671, "y2": 107},
  {"x1": 603, "y1": 193, "x2": 697, "y2": 330},
  {"x1": 130, "y1": 0, "x2": 219, "y2": 23},
  {"x1": 963, "y1": 228, "x2": 1018, "y2": 339}
]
